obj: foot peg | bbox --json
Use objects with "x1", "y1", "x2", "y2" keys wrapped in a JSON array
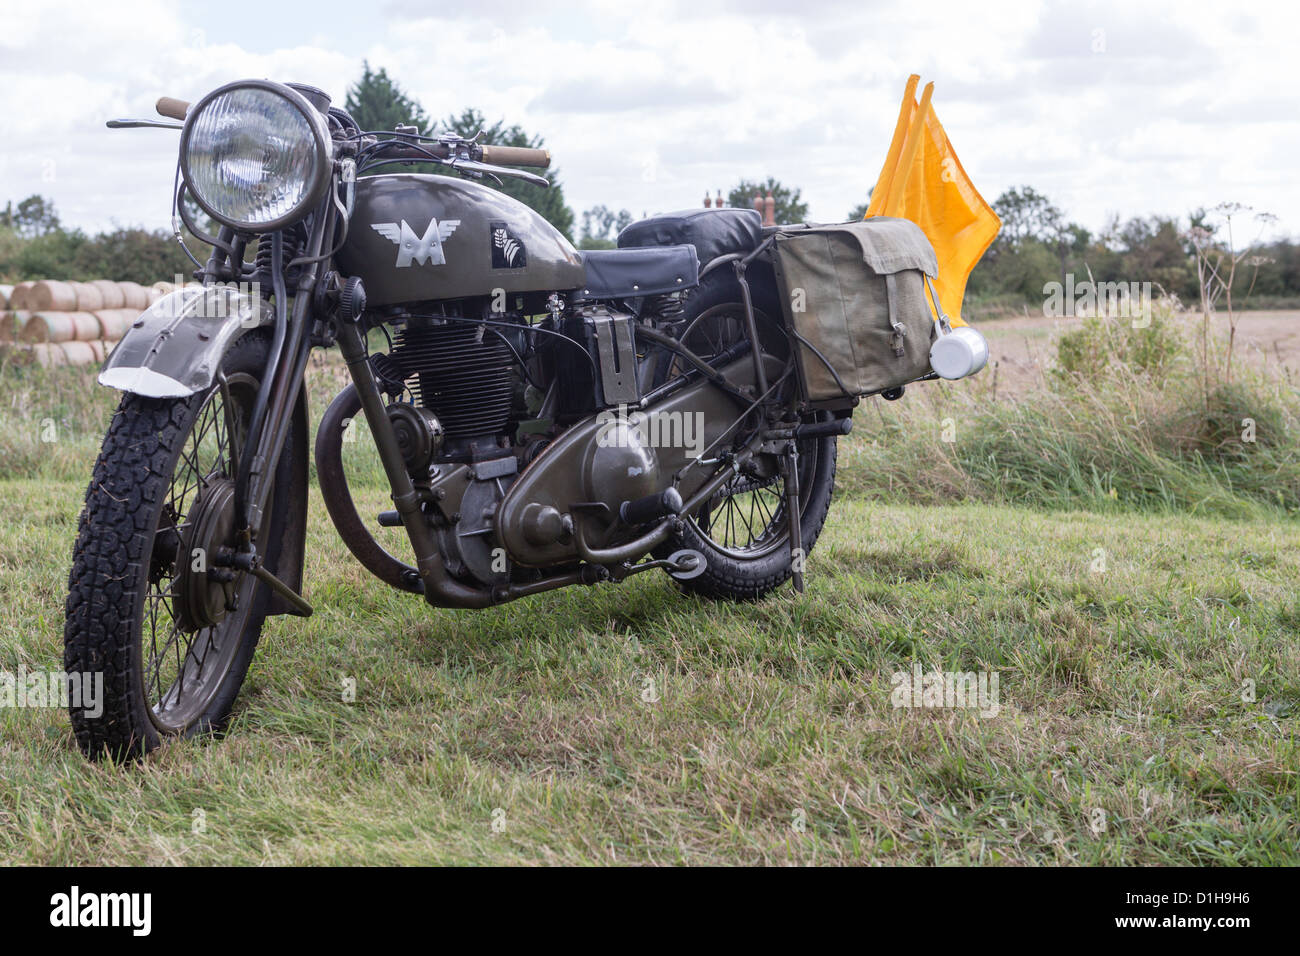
[
  {"x1": 793, "y1": 418, "x2": 852, "y2": 439},
  {"x1": 619, "y1": 488, "x2": 683, "y2": 526},
  {"x1": 664, "y1": 548, "x2": 707, "y2": 580}
]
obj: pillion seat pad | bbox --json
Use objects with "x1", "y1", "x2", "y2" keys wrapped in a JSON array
[{"x1": 617, "y1": 207, "x2": 763, "y2": 268}]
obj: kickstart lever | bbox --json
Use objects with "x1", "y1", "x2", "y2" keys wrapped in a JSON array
[{"x1": 622, "y1": 549, "x2": 708, "y2": 581}]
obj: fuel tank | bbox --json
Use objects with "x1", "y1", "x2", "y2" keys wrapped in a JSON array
[{"x1": 337, "y1": 173, "x2": 585, "y2": 306}]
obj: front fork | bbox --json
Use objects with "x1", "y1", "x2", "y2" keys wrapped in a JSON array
[{"x1": 206, "y1": 218, "x2": 325, "y2": 614}]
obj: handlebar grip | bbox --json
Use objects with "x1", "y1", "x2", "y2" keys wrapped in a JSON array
[
  {"x1": 156, "y1": 97, "x2": 190, "y2": 121},
  {"x1": 479, "y1": 145, "x2": 551, "y2": 168}
]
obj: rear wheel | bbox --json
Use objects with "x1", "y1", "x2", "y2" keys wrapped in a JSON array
[
  {"x1": 655, "y1": 266, "x2": 839, "y2": 600},
  {"x1": 64, "y1": 331, "x2": 291, "y2": 759}
]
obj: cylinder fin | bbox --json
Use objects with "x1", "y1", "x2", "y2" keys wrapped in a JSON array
[{"x1": 392, "y1": 322, "x2": 513, "y2": 440}]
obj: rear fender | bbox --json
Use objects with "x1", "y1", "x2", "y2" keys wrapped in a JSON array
[{"x1": 98, "y1": 285, "x2": 273, "y2": 398}]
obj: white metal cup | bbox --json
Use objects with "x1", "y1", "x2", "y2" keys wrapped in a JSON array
[{"x1": 929, "y1": 325, "x2": 989, "y2": 380}]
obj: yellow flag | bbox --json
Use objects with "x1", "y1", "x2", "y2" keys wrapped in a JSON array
[{"x1": 865, "y1": 75, "x2": 1000, "y2": 327}]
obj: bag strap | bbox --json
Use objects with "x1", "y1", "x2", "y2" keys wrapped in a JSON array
[
  {"x1": 924, "y1": 275, "x2": 953, "y2": 336},
  {"x1": 884, "y1": 273, "x2": 907, "y2": 357}
]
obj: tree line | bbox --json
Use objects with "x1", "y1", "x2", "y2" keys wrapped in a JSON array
[
  {"x1": 966, "y1": 187, "x2": 1297, "y2": 309},
  {"x1": 0, "y1": 196, "x2": 197, "y2": 286}
]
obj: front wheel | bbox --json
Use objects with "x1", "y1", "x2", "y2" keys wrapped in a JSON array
[{"x1": 63, "y1": 331, "x2": 292, "y2": 760}]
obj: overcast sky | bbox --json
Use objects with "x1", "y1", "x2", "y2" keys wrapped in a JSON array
[{"x1": 1, "y1": 0, "x2": 1296, "y2": 242}]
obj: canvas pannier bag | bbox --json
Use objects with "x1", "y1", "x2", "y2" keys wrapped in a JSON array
[{"x1": 771, "y1": 217, "x2": 944, "y2": 402}]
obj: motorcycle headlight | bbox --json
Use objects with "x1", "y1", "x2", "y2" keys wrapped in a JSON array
[{"x1": 180, "y1": 79, "x2": 332, "y2": 232}]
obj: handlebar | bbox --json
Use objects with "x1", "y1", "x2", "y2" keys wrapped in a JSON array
[
  {"x1": 380, "y1": 141, "x2": 551, "y2": 169},
  {"x1": 152, "y1": 94, "x2": 552, "y2": 169}
]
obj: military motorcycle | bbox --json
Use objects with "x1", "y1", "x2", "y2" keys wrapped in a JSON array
[{"x1": 67, "y1": 79, "x2": 986, "y2": 758}]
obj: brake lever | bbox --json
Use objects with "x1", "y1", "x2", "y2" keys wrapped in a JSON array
[
  {"x1": 447, "y1": 158, "x2": 550, "y2": 188},
  {"x1": 106, "y1": 118, "x2": 183, "y2": 130}
]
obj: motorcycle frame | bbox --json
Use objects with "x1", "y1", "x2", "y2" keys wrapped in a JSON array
[{"x1": 221, "y1": 170, "x2": 817, "y2": 609}]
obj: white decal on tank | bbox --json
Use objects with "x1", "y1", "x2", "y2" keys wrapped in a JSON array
[
  {"x1": 371, "y1": 218, "x2": 461, "y2": 267},
  {"x1": 493, "y1": 227, "x2": 522, "y2": 267}
]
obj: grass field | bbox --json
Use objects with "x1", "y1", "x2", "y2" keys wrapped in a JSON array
[
  {"x1": 2, "y1": 473, "x2": 1297, "y2": 864},
  {"x1": 2, "y1": 310, "x2": 1298, "y2": 866}
]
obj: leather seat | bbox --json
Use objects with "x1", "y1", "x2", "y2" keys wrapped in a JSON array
[
  {"x1": 617, "y1": 207, "x2": 763, "y2": 266},
  {"x1": 577, "y1": 244, "x2": 699, "y2": 300}
]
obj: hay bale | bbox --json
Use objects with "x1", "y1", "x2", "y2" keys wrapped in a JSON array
[
  {"x1": 28, "y1": 343, "x2": 68, "y2": 368},
  {"x1": 90, "y1": 279, "x2": 126, "y2": 309},
  {"x1": 0, "y1": 285, "x2": 11, "y2": 308},
  {"x1": 69, "y1": 281, "x2": 105, "y2": 312},
  {"x1": 58, "y1": 340, "x2": 97, "y2": 365},
  {"x1": 20, "y1": 311, "x2": 100, "y2": 344},
  {"x1": 73, "y1": 311, "x2": 101, "y2": 340},
  {"x1": 94, "y1": 309, "x2": 135, "y2": 340},
  {"x1": 118, "y1": 281, "x2": 150, "y2": 310},
  {"x1": 29, "y1": 280, "x2": 78, "y2": 311},
  {"x1": 87, "y1": 339, "x2": 109, "y2": 363},
  {"x1": 20, "y1": 312, "x2": 67, "y2": 343},
  {"x1": 9, "y1": 281, "x2": 37, "y2": 311},
  {"x1": 0, "y1": 310, "x2": 32, "y2": 341}
]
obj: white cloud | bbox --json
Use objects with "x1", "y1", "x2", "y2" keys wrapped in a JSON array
[{"x1": 1, "y1": 0, "x2": 1296, "y2": 239}]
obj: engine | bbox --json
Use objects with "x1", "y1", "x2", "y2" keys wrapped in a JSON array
[
  {"x1": 390, "y1": 321, "x2": 516, "y2": 454},
  {"x1": 319, "y1": 298, "x2": 740, "y2": 593},
  {"x1": 364, "y1": 313, "x2": 523, "y2": 589}
]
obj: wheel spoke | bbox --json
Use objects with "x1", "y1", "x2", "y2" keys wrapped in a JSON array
[
  {"x1": 667, "y1": 300, "x2": 825, "y2": 561},
  {"x1": 138, "y1": 373, "x2": 260, "y2": 729}
]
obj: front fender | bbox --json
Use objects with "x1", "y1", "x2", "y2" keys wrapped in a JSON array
[{"x1": 98, "y1": 285, "x2": 273, "y2": 397}]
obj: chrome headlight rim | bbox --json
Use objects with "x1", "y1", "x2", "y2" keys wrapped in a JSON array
[{"x1": 179, "y1": 78, "x2": 333, "y2": 233}]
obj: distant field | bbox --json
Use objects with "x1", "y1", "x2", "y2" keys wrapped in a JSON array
[
  {"x1": 2, "y1": 477, "x2": 1297, "y2": 864},
  {"x1": 977, "y1": 309, "x2": 1300, "y2": 397}
]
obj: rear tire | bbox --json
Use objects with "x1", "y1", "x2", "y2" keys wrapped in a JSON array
[
  {"x1": 655, "y1": 265, "x2": 839, "y2": 601},
  {"x1": 667, "y1": 431, "x2": 837, "y2": 600}
]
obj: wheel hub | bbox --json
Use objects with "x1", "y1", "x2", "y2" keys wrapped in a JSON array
[{"x1": 174, "y1": 477, "x2": 241, "y2": 631}]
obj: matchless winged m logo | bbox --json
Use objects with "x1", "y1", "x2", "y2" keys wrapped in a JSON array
[{"x1": 371, "y1": 218, "x2": 461, "y2": 267}]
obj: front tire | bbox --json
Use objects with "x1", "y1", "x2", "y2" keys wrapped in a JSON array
[{"x1": 64, "y1": 331, "x2": 290, "y2": 760}]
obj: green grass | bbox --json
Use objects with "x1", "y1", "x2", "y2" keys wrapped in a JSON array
[
  {"x1": 2, "y1": 476, "x2": 1297, "y2": 865},
  {"x1": 836, "y1": 337, "x2": 1300, "y2": 519},
  {"x1": 2, "y1": 330, "x2": 1298, "y2": 865}
]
